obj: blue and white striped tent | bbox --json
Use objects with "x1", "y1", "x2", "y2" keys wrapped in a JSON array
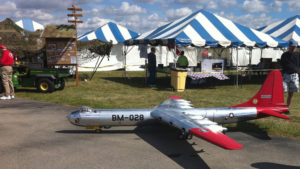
[
  {"x1": 125, "y1": 10, "x2": 288, "y2": 48},
  {"x1": 78, "y1": 22, "x2": 139, "y2": 44},
  {"x1": 257, "y1": 15, "x2": 300, "y2": 46},
  {"x1": 15, "y1": 18, "x2": 44, "y2": 32}
]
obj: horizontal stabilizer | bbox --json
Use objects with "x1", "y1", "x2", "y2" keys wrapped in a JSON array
[
  {"x1": 189, "y1": 128, "x2": 243, "y2": 150},
  {"x1": 260, "y1": 110, "x2": 292, "y2": 119},
  {"x1": 167, "y1": 96, "x2": 182, "y2": 99}
]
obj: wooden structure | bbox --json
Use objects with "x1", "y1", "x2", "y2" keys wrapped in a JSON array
[
  {"x1": 0, "y1": 18, "x2": 44, "y2": 52},
  {"x1": 67, "y1": 4, "x2": 83, "y2": 87},
  {"x1": 42, "y1": 25, "x2": 77, "y2": 65}
]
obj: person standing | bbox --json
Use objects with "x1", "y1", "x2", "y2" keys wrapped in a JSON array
[
  {"x1": 148, "y1": 47, "x2": 157, "y2": 87},
  {"x1": 177, "y1": 51, "x2": 189, "y2": 68},
  {"x1": 0, "y1": 44, "x2": 14, "y2": 100},
  {"x1": 280, "y1": 40, "x2": 299, "y2": 107}
]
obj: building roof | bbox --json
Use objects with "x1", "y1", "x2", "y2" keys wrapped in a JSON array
[{"x1": 42, "y1": 25, "x2": 76, "y2": 38}]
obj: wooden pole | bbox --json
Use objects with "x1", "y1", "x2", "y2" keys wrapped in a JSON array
[{"x1": 67, "y1": 4, "x2": 83, "y2": 87}]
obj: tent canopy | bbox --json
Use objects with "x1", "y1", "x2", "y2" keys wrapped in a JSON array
[
  {"x1": 78, "y1": 22, "x2": 139, "y2": 44},
  {"x1": 15, "y1": 18, "x2": 44, "y2": 32},
  {"x1": 257, "y1": 15, "x2": 300, "y2": 46},
  {"x1": 125, "y1": 10, "x2": 288, "y2": 48}
]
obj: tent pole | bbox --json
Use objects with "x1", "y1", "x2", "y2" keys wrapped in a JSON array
[
  {"x1": 90, "y1": 55, "x2": 105, "y2": 80},
  {"x1": 174, "y1": 40, "x2": 177, "y2": 68},
  {"x1": 249, "y1": 47, "x2": 253, "y2": 80},
  {"x1": 249, "y1": 47, "x2": 253, "y2": 66},
  {"x1": 166, "y1": 46, "x2": 169, "y2": 66},
  {"x1": 160, "y1": 45, "x2": 162, "y2": 66},
  {"x1": 123, "y1": 45, "x2": 128, "y2": 79},
  {"x1": 236, "y1": 47, "x2": 239, "y2": 87},
  {"x1": 145, "y1": 58, "x2": 148, "y2": 85},
  {"x1": 260, "y1": 47, "x2": 263, "y2": 60},
  {"x1": 229, "y1": 47, "x2": 233, "y2": 82},
  {"x1": 145, "y1": 45, "x2": 149, "y2": 84}
]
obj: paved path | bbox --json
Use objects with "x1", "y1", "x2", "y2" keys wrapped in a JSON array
[{"x1": 0, "y1": 98, "x2": 300, "y2": 169}]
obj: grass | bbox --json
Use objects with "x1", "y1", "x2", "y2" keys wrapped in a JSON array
[{"x1": 15, "y1": 71, "x2": 300, "y2": 139}]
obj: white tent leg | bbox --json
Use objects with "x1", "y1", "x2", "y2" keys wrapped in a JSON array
[
  {"x1": 174, "y1": 42, "x2": 177, "y2": 68},
  {"x1": 90, "y1": 55, "x2": 106, "y2": 80},
  {"x1": 123, "y1": 45, "x2": 128, "y2": 78},
  {"x1": 249, "y1": 47, "x2": 253, "y2": 80},
  {"x1": 166, "y1": 46, "x2": 169, "y2": 66},
  {"x1": 236, "y1": 47, "x2": 239, "y2": 87},
  {"x1": 260, "y1": 48, "x2": 263, "y2": 60}
]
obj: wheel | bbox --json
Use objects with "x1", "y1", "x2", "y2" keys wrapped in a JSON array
[
  {"x1": 104, "y1": 126, "x2": 111, "y2": 129},
  {"x1": 57, "y1": 78, "x2": 65, "y2": 90},
  {"x1": 37, "y1": 78, "x2": 55, "y2": 93},
  {"x1": 177, "y1": 134, "x2": 186, "y2": 140},
  {"x1": 187, "y1": 134, "x2": 193, "y2": 140},
  {"x1": 95, "y1": 129, "x2": 102, "y2": 133},
  {"x1": 177, "y1": 130, "x2": 188, "y2": 140}
]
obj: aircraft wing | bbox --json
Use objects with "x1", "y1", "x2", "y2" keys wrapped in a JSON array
[{"x1": 151, "y1": 107, "x2": 243, "y2": 150}]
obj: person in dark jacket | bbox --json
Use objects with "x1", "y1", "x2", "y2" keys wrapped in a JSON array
[
  {"x1": 280, "y1": 39, "x2": 299, "y2": 107},
  {"x1": 0, "y1": 44, "x2": 14, "y2": 100},
  {"x1": 148, "y1": 47, "x2": 157, "y2": 86}
]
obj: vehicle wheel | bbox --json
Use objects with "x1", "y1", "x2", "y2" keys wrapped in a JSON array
[
  {"x1": 37, "y1": 78, "x2": 55, "y2": 93},
  {"x1": 57, "y1": 78, "x2": 65, "y2": 90}
]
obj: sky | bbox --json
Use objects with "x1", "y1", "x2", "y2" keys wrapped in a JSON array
[{"x1": 0, "y1": 0, "x2": 299, "y2": 35}]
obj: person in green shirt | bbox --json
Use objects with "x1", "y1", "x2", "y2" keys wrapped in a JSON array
[{"x1": 177, "y1": 51, "x2": 189, "y2": 68}]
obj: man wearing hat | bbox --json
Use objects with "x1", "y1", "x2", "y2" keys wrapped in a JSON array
[
  {"x1": 280, "y1": 39, "x2": 299, "y2": 107},
  {"x1": 0, "y1": 44, "x2": 14, "y2": 100}
]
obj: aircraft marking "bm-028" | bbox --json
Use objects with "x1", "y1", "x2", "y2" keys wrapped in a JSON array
[{"x1": 112, "y1": 114, "x2": 144, "y2": 121}]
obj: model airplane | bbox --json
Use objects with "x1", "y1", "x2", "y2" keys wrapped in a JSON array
[{"x1": 67, "y1": 70, "x2": 291, "y2": 150}]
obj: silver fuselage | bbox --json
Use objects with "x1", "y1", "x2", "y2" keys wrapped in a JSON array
[{"x1": 68, "y1": 107, "x2": 257, "y2": 127}]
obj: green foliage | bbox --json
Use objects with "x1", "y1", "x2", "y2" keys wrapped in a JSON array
[{"x1": 78, "y1": 40, "x2": 113, "y2": 58}]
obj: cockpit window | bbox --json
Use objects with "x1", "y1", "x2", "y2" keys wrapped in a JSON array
[{"x1": 79, "y1": 106, "x2": 93, "y2": 113}]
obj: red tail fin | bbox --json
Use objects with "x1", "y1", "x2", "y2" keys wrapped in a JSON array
[{"x1": 231, "y1": 70, "x2": 286, "y2": 108}]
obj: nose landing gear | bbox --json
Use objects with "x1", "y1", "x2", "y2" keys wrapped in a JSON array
[{"x1": 85, "y1": 126, "x2": 103, "y2": 132}]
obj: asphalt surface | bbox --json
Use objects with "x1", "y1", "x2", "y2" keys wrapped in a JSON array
[{"x1": 0, "y1": 98, "x2": 300, "y2": 169}]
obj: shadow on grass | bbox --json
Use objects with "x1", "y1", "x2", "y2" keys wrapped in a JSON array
[
  {"x1": 102, "y1": 76, "x2": 173, "y2": 90},
  {"x1": 15, "y1": 88, "x2": 39, "y2": 93},
  {"x1": 56, "y1": 130, "x2": 135, "y2": 134},
  {"x1": 227, "y1": 121, "x2": 271, "y2": 140},
  {"x1": 57, "y1": 121, "x2": 210, "y2": 169},
  {"x1": 251, "y1": 162, "x2": 300, "y2": 169},
  {"x1": 102, "y1": 73, "x2": 268, "y2": 91}
]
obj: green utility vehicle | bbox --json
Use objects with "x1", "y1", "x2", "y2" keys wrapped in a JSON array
[{"x1": 0, "y1": 66, "x2": 71, "y2": 93}]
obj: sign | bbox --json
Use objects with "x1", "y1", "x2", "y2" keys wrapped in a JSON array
[
  {"x1": 201, "y1": 59, "x2": 224, "y2": 73},
  {"x1": 46, "y1": 39, "x2": 77, "y2": 65}
]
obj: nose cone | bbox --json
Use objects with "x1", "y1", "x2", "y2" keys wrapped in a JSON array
[{"x1": 67, "y1": 111, "x2": 80, "y2": 125}]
